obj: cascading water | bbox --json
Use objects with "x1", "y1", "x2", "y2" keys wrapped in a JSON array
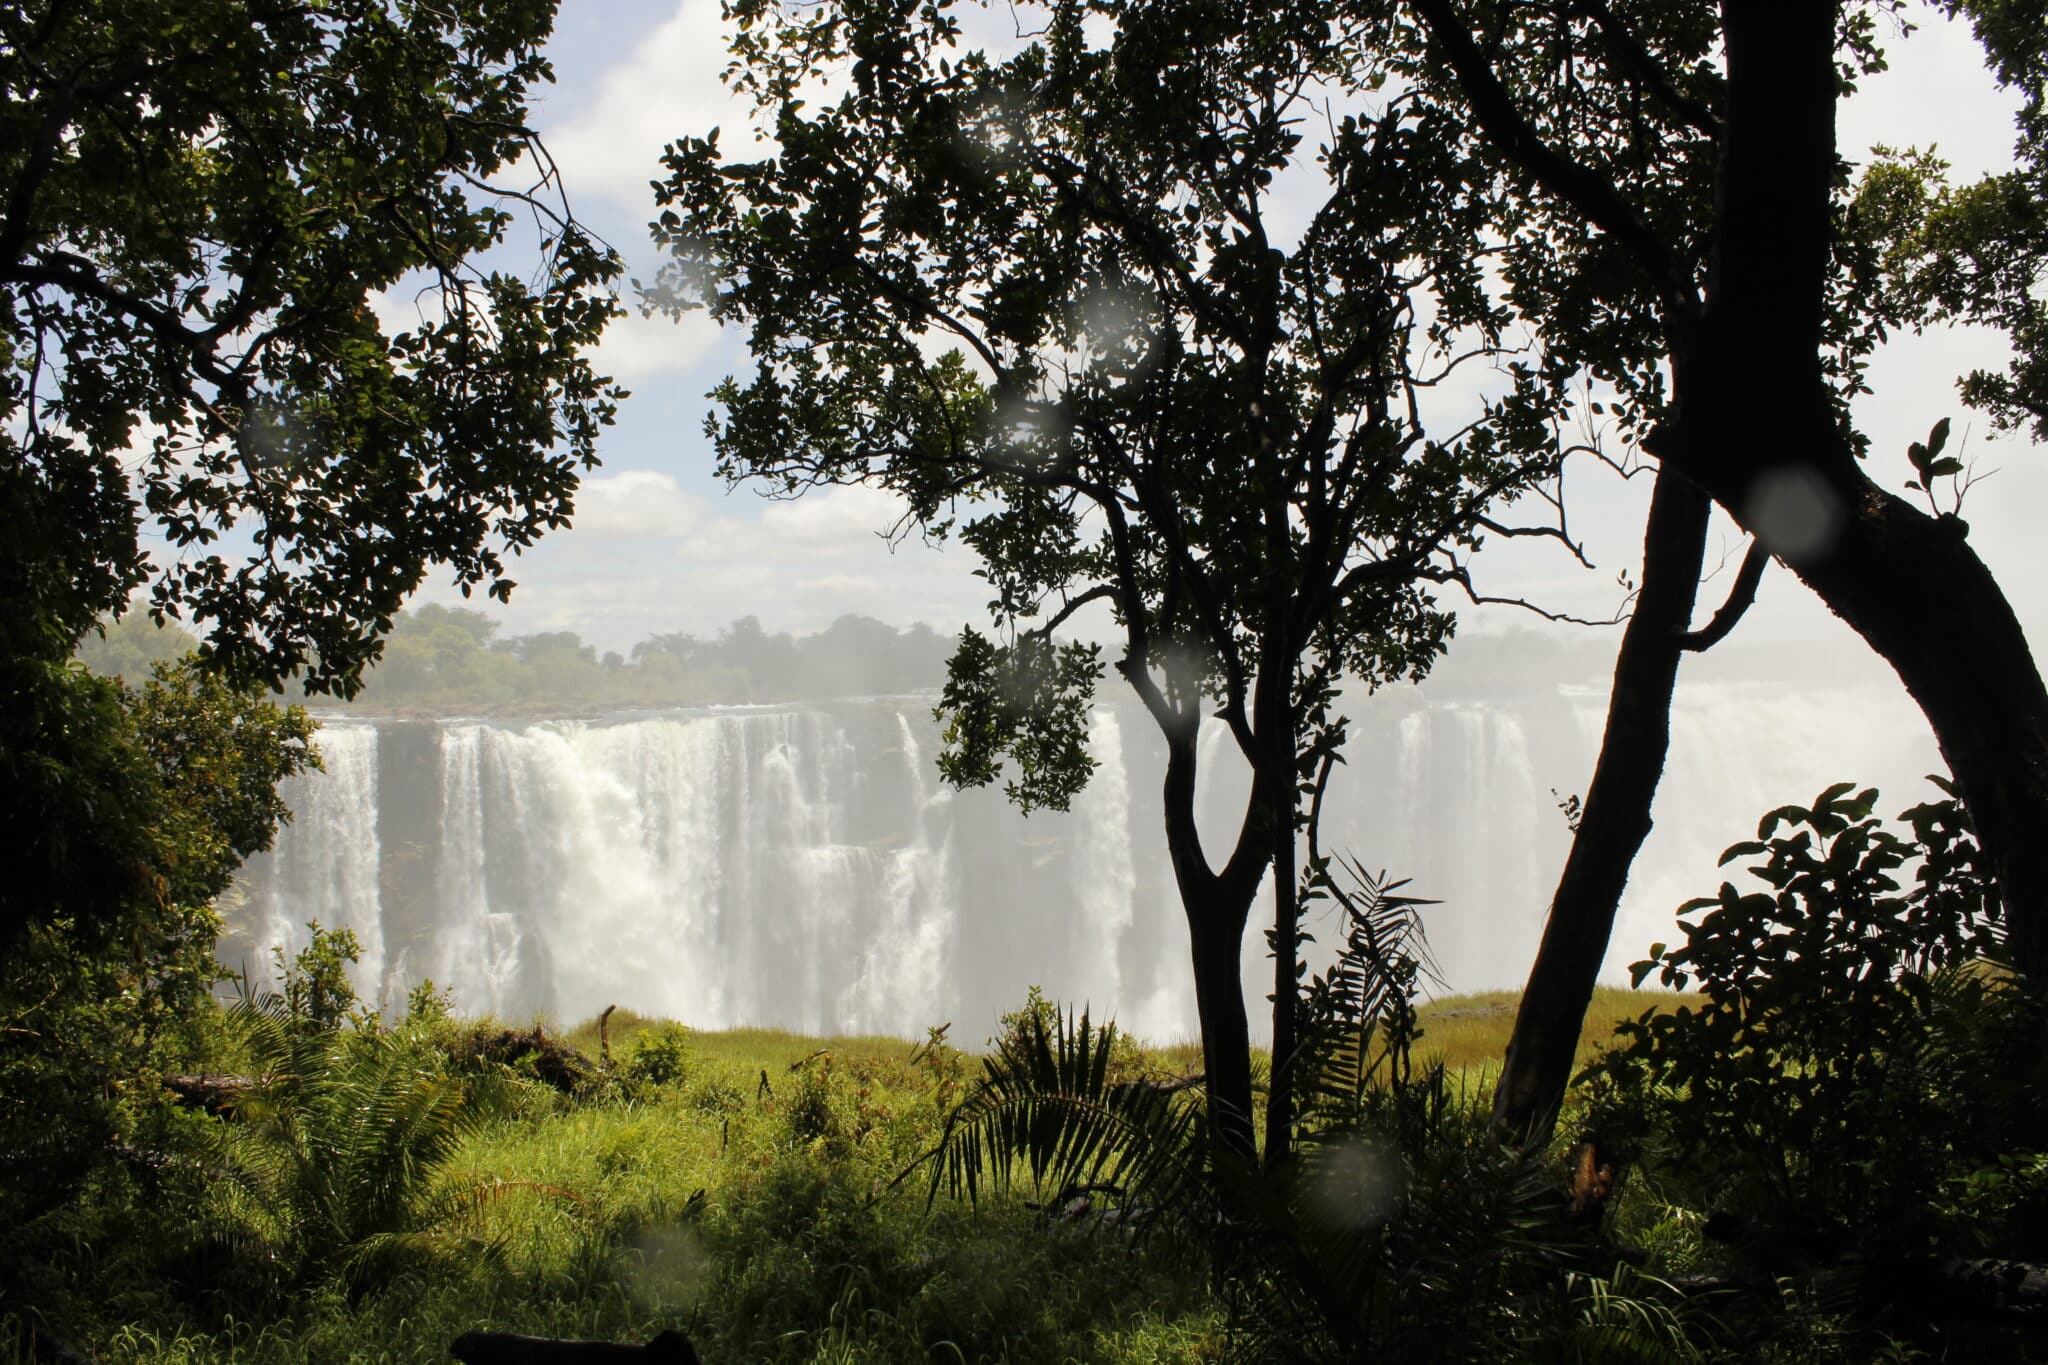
[
  {"x1": 232, "y1": 679, "x2": 1942, "y2": 1043},
  {"x1": 226, "y1": 723, "x2": 384, "y2": 990}
]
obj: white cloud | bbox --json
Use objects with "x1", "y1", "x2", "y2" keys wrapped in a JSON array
[
  {"x1": 366, "y1": 278, "x2": 445, "y2": 339},
  {"x1": 407, "y1": 482, "x2": 987, "y2": 650},
  {"x1": 569, "y1": 469, "x2": 708, "y2": 539},
  {"x1": 542, "y1": 3, "x2": 749, "y2": 217},
  {"x1": 1839, "y1": 9, "x2": 2024, "y2": 179},
  {"x1": 594, "y1": 301, "x2": 719, "y2": 383},
  {"x1": 543, "y1": 0, "x2": 857, "y2": 219}
]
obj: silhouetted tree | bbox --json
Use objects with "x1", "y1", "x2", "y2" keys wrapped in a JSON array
[
  {"x1": 1378, "y1": 0, "x2": 2048, "y2": 1139},
  {"x1": 653, "y1": 0, "x2": 1571, "y2": 1159}
]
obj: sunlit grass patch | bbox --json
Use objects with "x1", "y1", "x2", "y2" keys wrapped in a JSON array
[{"x1": 1412, "y1": 987, "x2": 1699, "y2": 1078}]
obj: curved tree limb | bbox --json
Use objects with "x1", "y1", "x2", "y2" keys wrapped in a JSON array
[{"x1": 1677, "y1": 536, "x2": 1768, "y2": 652}]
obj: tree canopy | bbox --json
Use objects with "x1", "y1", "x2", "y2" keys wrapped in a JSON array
[
  {"x1": 1, "y1": 0, "x2": 620, "y2": 945},
  {"x1": 0, "y1": 0, "x2": 622, "y2": 691},
  {"x1": 654, "y1": 0, "x2": 1586, "y2": 1155}
]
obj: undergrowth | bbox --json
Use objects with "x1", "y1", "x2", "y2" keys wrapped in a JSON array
[{"x1": 0, "y1": 947, "x2": 1695, "y2": 1365}]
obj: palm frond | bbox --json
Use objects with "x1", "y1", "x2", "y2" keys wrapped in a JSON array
[
  {"x1": 1553, "y1": 1264, "x2": 1716, "y2": 1364},
  {"x1": 1295, "y1": 859, "x2": 1441, "y2": 1129},
  {"x1": 909, "y1": 1009, "x2": 1209, "y2": 1229}
]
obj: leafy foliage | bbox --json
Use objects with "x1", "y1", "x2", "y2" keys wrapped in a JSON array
[
  {"x1": 624, "y1": 1021, "x2": 697, "y2": 1091},
  {"x1": 0, "y1": 659, "x2": 317, "y2": 1243},
  {"x1": 918, "y1": 1004, "x2": 1208, "y2": 1220},
  {"x1": 910, "y1": 874, "x2": 1699, "y2": 1364},
  {"x1": 1850, "y1": 0, "x2": 2048, "y2": 442},
  {"x1": 1236, "y1": 863, "x2": 1572, "y2": 1365},
  {"x1": 1589, "y1": 779, "x2": 2045, "y2": 1268},
  {"x1": 203, "y1": 930, "x2": 503, "y2": 1293},
  {"x1": 0, "y1": 0, "x2": 623, "y2": 695},
  {"x1": 658, "y1": 0, "x2": 1555, "y2": 794}
]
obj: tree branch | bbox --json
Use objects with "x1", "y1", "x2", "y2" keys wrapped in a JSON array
[
  {"x1": 1407, "y1": 0, "x2": 1694, "y2": 307},
  {"x1": 12, "y1": 252, "x2": 252, "y2": 399},
  {"x1": 1677, "y1": 536, "x2": 1767, "y2": 652},
  {"x1": 1440, "y1": 560, "x2": 1631, "y2": 627},
  {"x1": 1022, "y1": 583, "x2": 1118, "y2": 641},
  {"x1": 1571, "y1": 0, "x2": 1720, "y2": 139}
]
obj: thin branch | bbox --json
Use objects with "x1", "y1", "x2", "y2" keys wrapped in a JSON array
[
  {"x1": 1407, "y1": 0, "x2": 1694, "y2": 311},
  {"x1": 1474, "y1": 513, "x2": 1595, "y2": 568},
  {"x1": 1441, "y1": 560, "x2": 1631, "y2": 627},
  {"x1": 1677, "y1": 536, "x2": 1766, "y2": 652},
  {"x1": 1571, "y1": 0, "x2": 1720, "y2": 138},
  {"x1": 1023, "y1": 584, "x2": 1118, "y2": 641}
]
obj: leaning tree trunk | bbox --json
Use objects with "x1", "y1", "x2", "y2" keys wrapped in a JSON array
[
  {"x1": 1490, "y1": 471, "x2": 1711, "y2": 1146},
  {"x1": 1663, "y1": 1, "x2": 2048, "y2": 980}
]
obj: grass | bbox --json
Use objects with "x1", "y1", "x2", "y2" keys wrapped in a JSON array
[
  {"x1": 1087, "y1": 986, "x2": 1697, "y2": 1085},
  {"x1": 5, "y1": 988, "x2": 1698, "y2": 1365},
  {"x1": 1411, "y1": 986, "x2": 1697, "y2": 1076}
]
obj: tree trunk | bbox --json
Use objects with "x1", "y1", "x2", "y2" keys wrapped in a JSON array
[
  {"x1": 1491, "y1": 471, "x2": 1711, "y2": 1146},
  {"x1": 1157, "y1": 717, "x2": 1265, "y2": 1163},
  {"x1": 1190, "y1": 899, "x2": 1258, "y2": 1161},
  {"x1": 1264, "y1": 809, "x2": 1300, "y2": 1166},
  {"x1": 1662, "y1": 2, "x2": 2048, "y2": 979}
]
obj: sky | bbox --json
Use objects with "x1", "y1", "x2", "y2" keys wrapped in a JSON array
[{"x1": 404, "y1": 1, "x2": 2044, "y2": 689}]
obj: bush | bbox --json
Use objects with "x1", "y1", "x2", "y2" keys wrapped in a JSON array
[
  {"x1": 1587, "y1": 779, "x2": 2047, "y2": 1270},
  {"x1": 992, "y1": 984, "x2": 1148, "y2": 1079},
  {"x1": 624, "y1": 1021, "x2": 695, "y2": 1091}
]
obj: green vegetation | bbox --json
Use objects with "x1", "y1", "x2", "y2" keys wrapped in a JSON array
[
  {"x1": 78, "y1": 606, "x2": 960, "y2": 714},
  {"x1": 8, "y1": 781, "x2": 2043, "y2": 1362},
  {"x1": 0, "y1": 0, "x2": 621, "y2": 698},
  {"x1": 345, "y1": 607, "x2": 957, "y2": 713},
  {"x1": 10, "y1": 1, "x2": 2048, "y2": 1360},
  {"x1": 0, "y1": 953, "x2": 1687, "y2": 1365},
  {"x1": 0, "y1": 658, "x2": 318, "y2": 1235}
]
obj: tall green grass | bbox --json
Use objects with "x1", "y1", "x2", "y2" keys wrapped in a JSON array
[{"x1": 6, "y1": 989, "x2": 1695, "y2": 1364}]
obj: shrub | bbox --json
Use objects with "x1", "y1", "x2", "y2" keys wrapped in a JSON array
[
  {"x1": 992, "y1": 983, "x2": 1148, "y2": 1079},
  {"x1": 1587, "y1": 779, "x2": 2045, "y2": 1269},
  {"x1": 625, "y1": 1021, "x2": 695, "y2": 1090}
]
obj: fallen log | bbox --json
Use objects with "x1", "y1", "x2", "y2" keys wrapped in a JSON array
[
  {"x1": 448, "y1": 1330, "x2": 700, "y2": 1364},
  {"x1": 1912, "y1": 1258, "x2": 2048, "y2": 1324}
]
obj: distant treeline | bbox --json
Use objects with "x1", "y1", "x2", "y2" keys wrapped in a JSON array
[
  {"x1": 78, "y1": 608, "x2": 1849, "y2": 715},
  {"x1": 79, "y1": 607, "x2": 959, "y2": 712}
]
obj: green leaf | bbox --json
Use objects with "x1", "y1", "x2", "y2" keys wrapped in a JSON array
[{"x1": 1717, "y1": 839, "x2": 1768, "y2": 866}]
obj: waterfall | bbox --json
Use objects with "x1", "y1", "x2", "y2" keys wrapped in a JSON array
[
  {"x1": 235, "y1": 682, "x2": 1942, "y2": 1042},
  {"x1": 227, "y1": 722, "x2": 384, "y2": 990},
  {"x1": 1066, "y1": 708, "x2": 1137, "y2": 1017}
]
